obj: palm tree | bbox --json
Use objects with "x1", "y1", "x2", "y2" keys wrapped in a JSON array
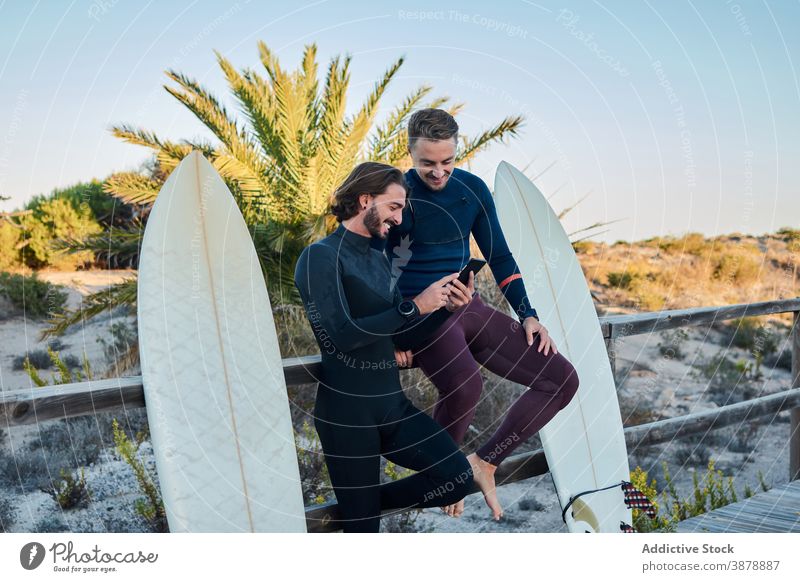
[{"x1": 44, "y1": 41, "x2": 524, "y2": 338}]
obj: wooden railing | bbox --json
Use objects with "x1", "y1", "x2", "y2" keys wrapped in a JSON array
[{"x1": 2, "y1": 297, "x2": 799, "y2": 532}]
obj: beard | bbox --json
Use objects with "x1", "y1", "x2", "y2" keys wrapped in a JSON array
[{"x1": 363, "y1": 204, "x2": 387, "y2": 238}]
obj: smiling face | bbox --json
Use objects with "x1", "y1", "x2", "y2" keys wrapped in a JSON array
[
  {"x1": 361, "y1": 182, "x2": 406, "y2": 238},
  {"x1": 408, "y1": 137, "x2": 457, "y2": 191}
]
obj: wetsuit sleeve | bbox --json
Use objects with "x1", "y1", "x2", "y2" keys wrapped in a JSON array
[
  {"x1": 294, "y1": 244, "x2": 407, "y2": 352},
  {"x1": 471, "y1": 178, "x2": 539, "y2": 323},
  {"x1": 392, "y1": 295, "x2": 453, "y2": 352}
]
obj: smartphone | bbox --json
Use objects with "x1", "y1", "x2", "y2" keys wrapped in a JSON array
[{"x1": 457, "y1": 258, "x2": 487, "y2": 285}]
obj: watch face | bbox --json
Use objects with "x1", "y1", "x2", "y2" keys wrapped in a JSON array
[{"x1": 399, "y1": 300, "x2": 414, "y2": 316}]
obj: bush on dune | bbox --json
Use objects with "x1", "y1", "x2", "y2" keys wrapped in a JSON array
[
  {"x1": 0, "y1": 220, "x2": 23, "y2": 270},
  {"x1": 0, "y1": 271, "x2": 68, "y2": 319},
  {"x1": 17, "y1": 198, "x2": 102, "y2": 270}
]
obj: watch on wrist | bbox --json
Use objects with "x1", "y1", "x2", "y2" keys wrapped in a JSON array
[{"x1": 397, "y1": 299, "x2": 419, "y2": 318}]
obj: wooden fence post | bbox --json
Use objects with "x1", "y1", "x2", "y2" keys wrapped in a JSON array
[
  {"x1": 605, "y1": 337, "x2": 616, "y2": 385},
  {"x1": 790, "y1": 310, "x2": 800, "y2": 481},
  {"x1": 604, "y1": 321, "x2": 616, "y2": 385}
]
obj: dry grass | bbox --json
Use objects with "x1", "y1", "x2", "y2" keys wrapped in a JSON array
[{"x1": 578, "y1": 232, "x2": 798, "y2": 317}]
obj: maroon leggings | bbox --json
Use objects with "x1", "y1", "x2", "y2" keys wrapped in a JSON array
[{"x1": 412, "y1": 293, "x2": 579, "y2": 467}]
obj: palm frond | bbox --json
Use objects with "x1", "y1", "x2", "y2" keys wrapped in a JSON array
[
  {"x1": 212, "y1": 153, "x2": 284, "y2": 221},
  {"x1": 442, "y1": 100, "x2": 464, "y2": 117},
  {"x1": 271, "y1": 65, "x2": 309, "y2": 194},
  {"x1": 308, "y1": 55, "x2": 351, "y2": 214},
  {"x1": 103, "y1": 172, "x2": 161, "y2": 205},
  {"x1": 332, "y1": 57, "x2": 403, "y2": 191},
  {"x1": 556, "y1": 191, "x2": 591, "y2": 220},
  {"x1": 40, "y1": 278, "x2": 138, "y2": 339},
  {"x1": 570, "y1": 229, "x2": 610, "y2": 243},
  {"x1": 164, "y1": 69, "x2": 242, "y2": 149},
  {"x1": 567, "y1": 218, "x2": 625, "y2": 238},
  {"x1": 529, "y1": 160, "x2": 557, "y2": 182},
  {"x1": 300, "y1": 44, "x2": 320, "y2": 129},
  {"x1": 218, "y1": 52, "x2": 280, "y2": 160},
  {"x1": 457, "y1": 115, "x2": 524, "y2": 165},
  {"x1": 546, "y1": 181, "x2": 569, "y2": 201},
  {"x1": 53, "y1": 223, "x2": 143, "y2": 266},
  {"x1": 110, "y1": 125, "x2": 191, "y2": 171},
  {"x1": 370, "y1": 84, "x2": 432, "y2": 161},
  {"x1": 257, "y1": 40, "x2": 280, "y2": 82},
  {"x1": 383, "y1": 131, "x2": 413, "y2": 169}
]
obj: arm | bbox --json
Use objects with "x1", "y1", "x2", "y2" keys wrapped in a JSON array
[
  {"x1": 392, "y1": 300, "x2": 453, "y2": 351},
  {"x1": 471, "y1": 179, "x2": 539, "y2": 323},
  {"x1": 294, "y1": 244, "x2": 407, "y2": 353}
]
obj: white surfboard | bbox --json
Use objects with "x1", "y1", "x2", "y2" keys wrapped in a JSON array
[
  {"x1": 137, "y1": 150, "x2": 306, "y2": 532},
  {"x1": 494, "y1": 161, "x2": 631, "y2": 533}
]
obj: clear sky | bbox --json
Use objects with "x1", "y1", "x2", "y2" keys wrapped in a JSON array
[{"x1": 0, "y1": 0, "x2": 797, "y2": 243}]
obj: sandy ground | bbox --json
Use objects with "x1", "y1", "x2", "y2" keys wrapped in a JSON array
[
  {"x1": 1, "y1": 272, "x2": 795, "y2": 533},
  {"x1": 1, "y1": 270, "x2": 144, "y2": 533},
  {"x1": 0, "y1": 269, "x2": 137, "y2": 393}
]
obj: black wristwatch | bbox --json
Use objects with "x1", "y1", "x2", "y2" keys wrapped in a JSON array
[{"x1": 397, "y1": 299, "x2": 419, "y2": 318}]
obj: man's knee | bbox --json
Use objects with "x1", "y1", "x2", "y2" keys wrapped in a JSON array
[{"x1": 558, "y1": 360, "x2": 580, "y2": 409}]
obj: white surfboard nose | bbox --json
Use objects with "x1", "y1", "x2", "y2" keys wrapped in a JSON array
[
  {"x1": 138, "y1": 150, "x2": 306, "y2": 532},
  {"x1": 495, "y1": 161, "x2": 632, "y2": 533}
]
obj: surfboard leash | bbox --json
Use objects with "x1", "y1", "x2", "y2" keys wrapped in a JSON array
[{"x1": 561, "y1": 480, "x2": 657, "y2": 532}]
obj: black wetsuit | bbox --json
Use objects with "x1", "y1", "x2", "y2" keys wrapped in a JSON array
[{"x1": 294, "y1": 222, "x2": 473, "y2": 532}]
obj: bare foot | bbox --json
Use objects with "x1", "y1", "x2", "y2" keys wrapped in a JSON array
[
  {"x1": 467, "y1": 452, "x2": 503, "y2": 520},
  {"x1": 441, "y1": 499, "x2": 465, "y2": 518}
]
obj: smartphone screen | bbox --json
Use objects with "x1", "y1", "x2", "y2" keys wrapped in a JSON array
[{"x1": 457, "y1": 258, "x2": 487, "y2": 285}]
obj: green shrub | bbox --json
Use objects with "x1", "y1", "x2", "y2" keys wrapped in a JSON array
[
  {"x1": 112, "y1": 419, "x2": 167, "y2": 532},
  {"x1": 712, "y1": 252, "x2": 761, "y2": 284},
  {"x1": 13, "y1": 349, "x2": 52, "y2": 371},
  {"x1": 722, "y1": 317, "x2": 778, "y2": 355},
  {"x1": 0, "y1": 271, "x2": 68, "y2": 318},
  {"x1": 18, "y1": 197, "x2": 102, "y2": 269},
  {"x1": 629, "y1": 466, "x2": 674, "y2": 532},
  {"x1": 607, "y1": 271, "x2": 640, "y2": 289},
  {"x1": 0, "y1": 220, "x2": 22, "y2": 270},
  {"x1": 295, "y1": 420, "x2": 331, "y2": 506},
  {"x1": 776, "y1": 227, "x2": 800, "y2": 242},
  {"x1": 631, "y1": 459, "x2": 764, "y2": 532},
  {"x1": 21, "y1": 347, "x2": 94, "y2": 386},
  {"x1": 30, "y1": 416, "x2": 105, "y2": 466},
  {"x1": 657, "y1": 233, "x2": 709, "y2": 256},
  {"x1": 46, "y1": 467, "x2": 91, "y2": 509},
  {"x1": 658, "y1": 329, "x2": 689, "y2": 360},
  {"x1": 778, "y1": 227, "x2": 800, "y2": 252},
  {"x1": 25, "y1": 180, "x2": 125, "y2": 227},
  {"x1": 0, "y1": 496, "x2": 15, "y2": 532},
  {"x1": 694, "y1": 350, "x2": 756, "y2": 404}
]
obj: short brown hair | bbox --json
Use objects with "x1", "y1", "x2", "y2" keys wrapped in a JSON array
[
  {"x1": 330, "y1": 162, "x2": 407, "y2": 221},
  {"x1": 407, "y1": 108, "x2": 459, "y2": 148}
]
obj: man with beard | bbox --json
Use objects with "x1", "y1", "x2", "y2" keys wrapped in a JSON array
[{"x1": 294, "y1": 161, "x2": 473, "y2": 532}]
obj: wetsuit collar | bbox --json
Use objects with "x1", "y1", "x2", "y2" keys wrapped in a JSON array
[{"x1": 333, "y1": 222, "x2": 372, "y2": 254}]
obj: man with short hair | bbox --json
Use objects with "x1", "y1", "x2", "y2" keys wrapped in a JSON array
[{"x1": 383, "y1": 108, "x2": 580, "y2": 521}]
